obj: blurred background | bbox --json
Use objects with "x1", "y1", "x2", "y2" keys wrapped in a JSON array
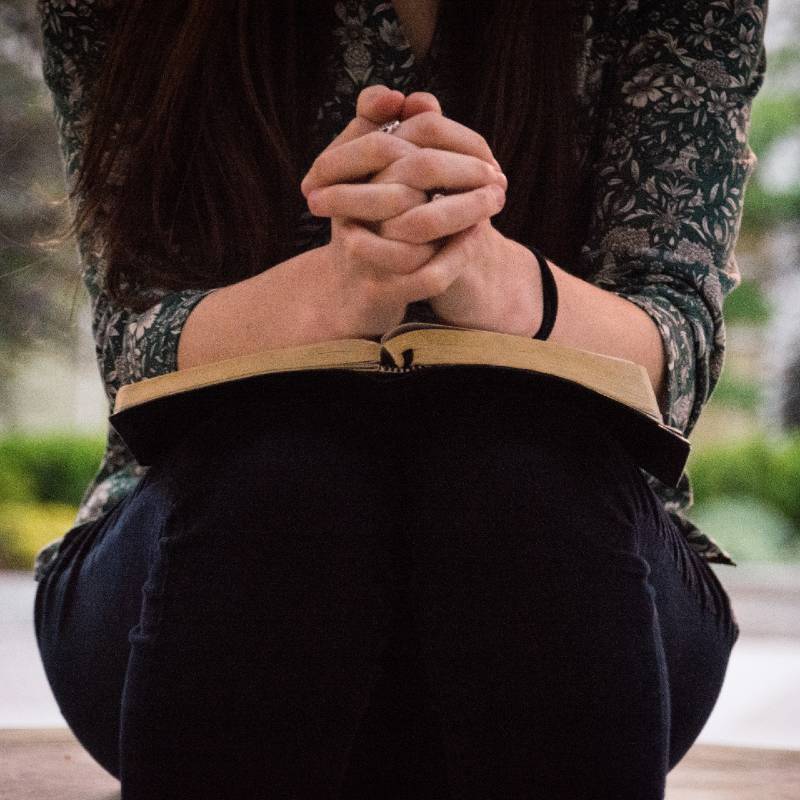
[{"x1": 0, "y1": 0, "x2": 798, "y2": 755}]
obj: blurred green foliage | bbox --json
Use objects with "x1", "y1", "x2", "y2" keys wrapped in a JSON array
[
  {"x1": 0, "y1": 501, "x2": 78, "y2": 570},
  {"x1": 687, "y1": 432, "x2": 800, "y2": 562},
  {"x1": 690, "y1": 497, "x2": 800, "y2": 563},
  {"x1": 688, "y1": 431, "x2": 800, "y2": 532},
  {"x1": 0, "y1": 432, "x2": 105, "y2": 506},
  {"x1": 710, "y1": 373, "x2": 762, "y2": 411},
  {"x1": 0, "y1": 431, "x2": 104, "y2": 568}
]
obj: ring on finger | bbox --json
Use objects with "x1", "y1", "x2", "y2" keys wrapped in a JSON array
[
  {"x1": 379, "y1": 119, "x2": 402, "y2": 135},
  {"x1": 427, "y1": 188, "x2": 448, "y2": 202}
]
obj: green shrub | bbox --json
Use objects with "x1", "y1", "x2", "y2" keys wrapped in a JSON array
[
  {"x1": 688, "y1": 432, "x2": 800, "y2": 533},
  {"x1": 0, "y1": 502, "x2": 78, "y2": 570},
  {"x1": 0, "y1": 461, "x2": 36, "y2": 504},
  {"x1": 0, "y1": 432, "x2": 105, "y2": 505}
]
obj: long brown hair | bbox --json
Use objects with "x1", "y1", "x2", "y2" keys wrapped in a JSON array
[{"x1": 67, "y1": 0, "x2": 594, "y2": 311}]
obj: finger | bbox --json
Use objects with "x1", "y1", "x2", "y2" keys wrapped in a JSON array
[
  {"x1": 388, "y1": 110, "x2": 498, "y2": 167},
  {"x1": 370, "y1": 148, "x2": 508, "y2": 194},
  {"x1": 301, "y1": 130, "x2": 418, "y2": 195},
  {"x1": 378, "y1": 183, "x2": 506, "y2": 244},
  {"x1": 315, "y1": 86, "x2": 405, "y2": 161},
  {"x1": 398, "y1": 225, "x2": 479, "y2": 302},
  {"x1": 356, "y1": 85, "x2": 406, "y2": 124},
  {"x1": 401, "y1": 91, "x2": 442, "y2": 119},
  {"x1": 337, "y1": 218, "x2": 436, "y2": 277},
  {"x1": 308, "y1": 86, "x2": 405, "y2": 165},
  {"x1": 307, "y1": 182, "x2": 428, "y2": 220}
]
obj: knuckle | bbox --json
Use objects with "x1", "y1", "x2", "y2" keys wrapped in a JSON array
[
  {"x1": 388, "y1": 184, "x2": 413, "y2": 214},
  {"x1": 411, "y1": 241, "x2": 437, "y2": 268},
  {"x1": 393, "y1": 244, "x2": 429, "y2": 275},
  {"x1": 383, "y1": 216, "x2": 415, "y2": 244},
  {"x1": 342, "y1": 228, "x2": 369, "y2": 264},
  {"x1": 420, "y1": 268, "x2": 450, "y2": 297},
  {"x1": 413, "y1": 210, "x2": 442, "y2": 243},
  {"x1": 312, "y1": 151, "x2": 331, "y2": 180},
  {"x1": 475, "y1": 132, "x2": 491, "y2": 156},
  {"x1": 416, "y1": 111, "x2": 442, "y2": 137},
  {"x1": 483, "y1": 184, "x2": 504, "y2": 210},
  {"x1": 373, "y1": 129, "x2": 407, "y2": 162},
  {"x1": 363, "y1": 130, "x2": 385, "y2": 158},
  {"x1": 482, "y1": 161, "x2": 498, "y2": 183},
  {"x1": 397, "y1": 184, "x2": 425, "y2": 211},
  {"x1": 377, "y1": 218, "x2": 399, "y2": 240}
]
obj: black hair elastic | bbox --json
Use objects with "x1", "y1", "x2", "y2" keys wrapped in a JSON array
[{"x1": 528, "y1": 244, "x2": 558, "y2": 341}]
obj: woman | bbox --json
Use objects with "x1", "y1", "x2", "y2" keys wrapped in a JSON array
[{"x1": 33, "y1": 0, "x2": 766, "y2": 797}]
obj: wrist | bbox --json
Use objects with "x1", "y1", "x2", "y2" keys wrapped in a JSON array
[
  {"x1": 293, "y1": 243, "x2": 346, "y2": 342},
  {"x1": 504, "y1": 238, "x2": 544, "y2": 337}
]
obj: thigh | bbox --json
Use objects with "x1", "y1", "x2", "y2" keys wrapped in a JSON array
[
  {"x1": 116, "y1": 371, "x2": 414, "y2": 798},
  {"x1": 33, "y1": 471, "x2": 172, "y2": 779},
  {"x1": 388, "y1": 365, "x2": 739, "y2": 797},
  {"x1": 33, "y1": 369, "x2": 408, "y2": 789}
]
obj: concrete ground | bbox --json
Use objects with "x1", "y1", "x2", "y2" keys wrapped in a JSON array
[{"x1": 2, "y1": 728, "x2": 799, "y2": 800}]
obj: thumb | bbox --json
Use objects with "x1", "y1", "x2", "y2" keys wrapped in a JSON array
[
  {"x1": 356, "y1": 84, "x2": 407, "y2": 124},
  {"x1": 401, "y1": 91, "x2": 442, "y2": 120},
  {"x1": 325, "y1": 86, "x2": 406, "y2": 152}
]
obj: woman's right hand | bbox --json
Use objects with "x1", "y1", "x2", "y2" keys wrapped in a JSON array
[{"x1": 301, "y1": 86, "x2": 502, "y2": 341}]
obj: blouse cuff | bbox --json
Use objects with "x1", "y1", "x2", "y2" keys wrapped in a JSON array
[
  {"x1": 118, "y1": 288, "x2": 220, "y2": 383},
  {"x1": 608, "y1": 289, "x2": 703, "y2": 437}
]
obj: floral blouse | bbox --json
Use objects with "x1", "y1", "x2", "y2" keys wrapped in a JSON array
[{"x1": 33, "y1": 0, "x2": 767, "y2": 580}]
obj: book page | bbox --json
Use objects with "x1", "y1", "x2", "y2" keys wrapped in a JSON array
[
  {"x1": 113, "y1": 338, "x2": 381, "y2": 413},
  {"x1": 383, "y1": 327, "x2": 661, "y2": 421}
]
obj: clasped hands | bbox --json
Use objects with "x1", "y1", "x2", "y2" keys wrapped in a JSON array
[{"x1": 299, "y1": 85, "x2": 544, "y2": 340}]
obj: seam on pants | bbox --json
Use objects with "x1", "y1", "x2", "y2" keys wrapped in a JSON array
[{"x1": 127, "y1": 493, "x2": 183, "y2": 649}]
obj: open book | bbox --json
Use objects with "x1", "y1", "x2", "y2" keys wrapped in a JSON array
[{"x1": 109, "y1": 321, "x2": 690, "y2": 487}]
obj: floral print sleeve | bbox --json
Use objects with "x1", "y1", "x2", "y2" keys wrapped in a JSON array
[
  {"x1": 581, "y1": 0, "x2": 767, "y2": 439},
  {"x1": 38, "y1": 0, "x2": 218, "y2": 413}
]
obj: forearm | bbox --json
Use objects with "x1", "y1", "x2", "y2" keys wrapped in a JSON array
[
  {"x1": 177, "y1": 244, "x2": 336, "y2": 371},
  {"x1": 517, "y1": 246, "x2": 668, "y2": 409}
]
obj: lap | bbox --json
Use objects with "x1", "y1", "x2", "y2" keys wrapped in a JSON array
[{"x1": 34, "y1": 365, "x2": 738, "y2": 787}]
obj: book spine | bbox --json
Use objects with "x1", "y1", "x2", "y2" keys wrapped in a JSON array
[{"x1": 379, "y1": 346, "x2": 423, "y2": 373}]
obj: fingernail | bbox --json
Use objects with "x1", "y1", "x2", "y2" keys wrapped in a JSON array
[{"x1": 496, "y1": 172, "x2": 508, "y2": 190}]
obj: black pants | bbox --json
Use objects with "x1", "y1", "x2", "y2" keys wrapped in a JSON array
[{"x1": 34, "y1": 367, "x2": 740, "y2": 799}]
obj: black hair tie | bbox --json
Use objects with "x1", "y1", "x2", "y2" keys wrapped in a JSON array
[{"x1": 528, "y1": 244, "x2": 558, "y2": 341}]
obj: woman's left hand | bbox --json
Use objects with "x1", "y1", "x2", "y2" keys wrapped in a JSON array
[{"x1": 307, "y1": 90, "x2": 545, "y2": 336}]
